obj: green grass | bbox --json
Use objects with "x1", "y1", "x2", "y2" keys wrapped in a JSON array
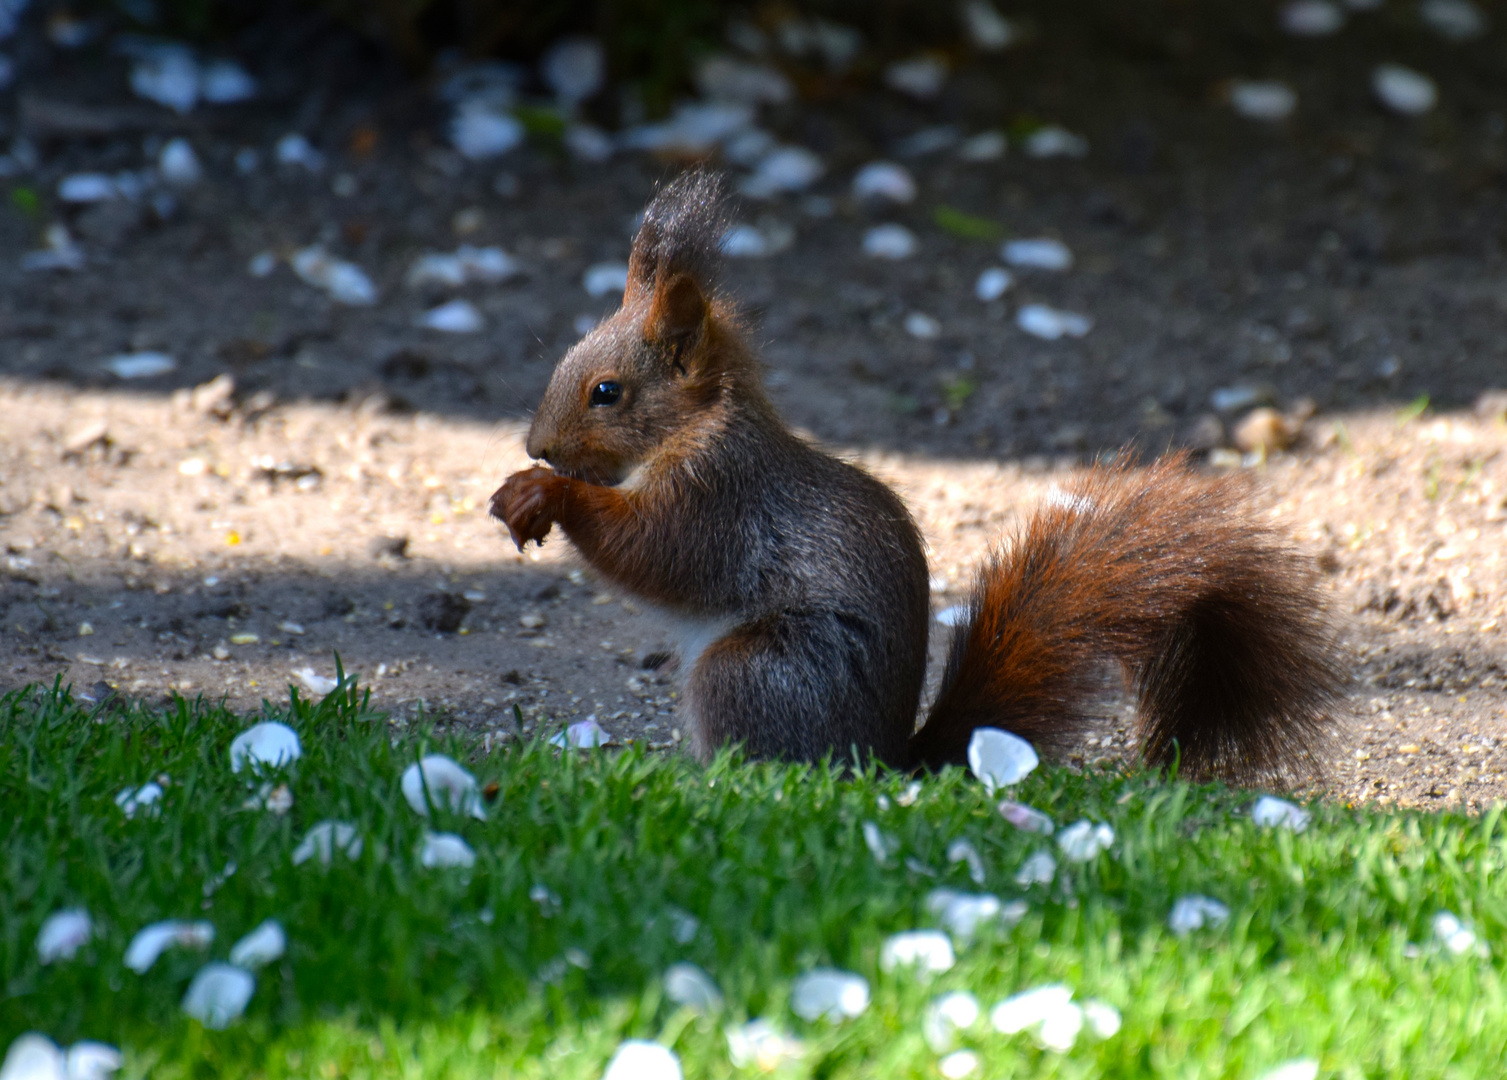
[{"x1": 4, "y1": 680, "x2": 1507, "y2": 1078}]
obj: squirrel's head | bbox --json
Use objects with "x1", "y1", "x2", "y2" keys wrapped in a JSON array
[{"x1": 525, "y1": 171, "x2": 757, "y2": 486}]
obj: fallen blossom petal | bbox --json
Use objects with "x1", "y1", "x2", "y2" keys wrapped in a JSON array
[
  {"x1": 1421, "y1": 0, "x2": 1487, "y2": 41},
  {"x1": 790, "y1": 968, "x2": 870, "y2": 1022},
  {"x1": 292, "y1": 820, "x2": 362, "y2": 865},
  {"x1": 1256, "y1": 1061, "x2": 1319, "y2": 1080},
  {"x1": 37, "y1": 909, "x2": 93, "y2": 964},
  {"x1": 939, "y1": 1050, "x2": 980, "y2": 1078},
  {"x1": 1280, "y1": 0, "x2": 1343, "y2": 36},
  {"x1": 1372, "y1": 64, "x2": 1437, "y2": 116},
  {"x1": 1015, "y1": 850, "x2": 1056, "y2": 886},
  {"x1": 228, "y1": 721, "x2": 301, "y2": 773},
  {"x1": 880, "y1": 930, "x2": 955, "y2": 976},
  {"x1": 1432, "y1": 910, "x2": 1488, "y2": 957},
  {"x1": 958, "y1": 130, "x2": 1007, "y2": 161},
  {"x1": 862, "y1": 820, "x2": 897, "y2": 866},
  {"x1": 991, "y1": 984, "x2": 1081, "y2": 1049},
  {"x1": 1169, "y1": 895, "x2": 1230, "y2": 936},
  {"x1": 664, "y1": 963, "x2": 724, "y2": 1013},
  {"x1": 946, "y1": 839, "x2": 986, "y2": 884},
  {"x1": 897, "y1": 780, "x2": 923, "y2": 806},
  {"x1": 228, "y1": 920, "x2": 285, "y2": 969},
  {"x1": 290, "y1": 246, "x2": 376, "y2": 305},
  {"x1": 923, "y1": 990, "x2": 981, "y2": 1051},
  {"x1": 450, "y1": 101, "x2": 524, "y2": 160},
  {"x1": 602, "y1": 1041, "x2": 681, "y2": 1080},
  {"x1": 105, "y1": 352, "x2": 176, "y2": 379},
  {"x1": 293, "y1": 667, "x2": 338, "y2": 696},
  {"x1": 181, "y1": 963, "x2": 255, "y2": 1029},
  {"x1": 418, "y1": 831, "x2": 476, "y2": 869},
  {"x1": 1, "y1": 1034, "x2": 64, "y2": 1080},
  {"x1": 667, "y1": 907, "x2": 700, "y2": 944},
  {"x1": 541, "y1": 37, "x2": 605, "y2": 105},
  {"x1": 961, "y1": 0, "x2": 1018, "y2": 50},
  {"x1": 1056, "y1": 821, "x2": 1114, "y2": 862},
  {"x1": 124, "y1": 920, "x2": 214, "y2": 974},
  {"x1": 1082, "y1": 999, "x2": 1122, "y2": 1038},
  {"x1": 63, "y1": 1042, "x2": 122, "y2": 1080},
  {"x1": 1002, "y1": 238, "x2": 1073, "y2": 271},
  {"x1": 862, "y1": 224, "x2": 918, "y2": 260},
  {"x1": 739, "y1": 146, "x2": 824, "y2": 198},
  {"x1": 726, "y1": 1020, "x2": 805, "y2": 1071},
  {"x1": 1251, "y1": 796, "x2": 1310, "y2": 832},
  {"x1": 550, "y1": 717, "x2": 607, "y2": 748},
  {"x1": 1230, "y1": 80, "x2": 1297, "y2": 121},
  {"x1": 401, "y1": 754, "x2": 487, "y2": 819},
  {"x1": 925, "y1": 889, "x2": 1025, "y2": 941},
  {"x1": 852, "y1": 161, "x2": 917, "y2": 204},
  {"x1": 967, "y1": 727, "x2": 1038, "y2": 793},
  {"x1": 1023, "y1": 126, "x2": 1088, "y2": 158},
  {"x1": 974, "y1": 267, "x2": 1013, "y2": 301},
  {"x1": 998, "y1": 800, "x2": 1054, "y2": 834},
  {"x1": 885, "y1": 55, "x2": 948, "y2": 99},
  {"x1": 417, "y1": 299, "x2": 484, "y2": 333},
  {"x1": 583, "y1": 262, "x2": 630, "y2": 297},
  {"x1": 1016, "y1": 304, "x2": 1092, "y2": 340}
]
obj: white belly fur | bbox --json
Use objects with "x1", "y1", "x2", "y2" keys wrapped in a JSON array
[{"x1": 667, "y1": 611, "x2": 738, "y2": 674}]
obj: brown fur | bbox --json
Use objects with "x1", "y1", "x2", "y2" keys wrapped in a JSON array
[{"x1": 492, "y1": 171, "x2": 1344, "y2": 783}]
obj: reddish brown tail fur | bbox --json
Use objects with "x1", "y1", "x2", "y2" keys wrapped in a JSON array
[{"x1": 908, "y1": 454, "x2": 1345, "y2": 783}]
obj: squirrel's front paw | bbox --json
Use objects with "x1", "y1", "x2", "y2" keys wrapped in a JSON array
[{"x1": 489, "y1": 467, "x2": 566, "y2": 550}]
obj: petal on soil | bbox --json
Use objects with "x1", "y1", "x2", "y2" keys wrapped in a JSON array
[
  {"x1": 1002, "y1": 238, "x2": 1073, "y2": 271},
  {"x1": 124, "y1": 920, "x2": 214, "y2": 974},
  {"x1": 289, "y1": 246, "x2": 376, "y2": 305},
  {"x1": 967, "y1": 727, "x2": 1039, "y2": 792},
  {"x1": 229, "y1": 721, "x2": 301, "y2": 773},
  {"x1": 884, "y1": 56, "x2": 948, "y2": 99},
  {"x1": 1023, "y1": 126, "x2": 1088, "y2": 158},
  {"x1": 401, "y1": 754, "x2": 487, "y2": 819},
  {"x1": 664, "y1": 963, "x2": 724, "y2": 1013},
  {"x1": 583, "y1": 262, "x2": 631, "y2": 297},
  {"x1": 1372, "y1": 64, "x2": 1437, "y2": 116},
  {"x1": 1016, "y1": 304, "x2": 1093, "y2": 340},
  {"x1": 228, "y1": 920, "x2": 286, "y2": 969},
  {"x1": 417, "y1": 298, "x2": 484, "y2": 333},
  {"x1": 181, "y1": 963, "x2": 255, "y2": 1029},
  {"x1": 291, "y1": 820, "x2": 362, "y2": 866},
  {"x1": 1056, "y1": 821, "x2": 1114, "y2": 862},
  {"x1": 974, "y1": 267, "x2": 1013, "y2": 301},
  {"x1": 961, "y1": 0, "x2": 1019, "y2": 49},
  {"x1": 36, "y1": 909, "x2": 92, "y2": 964},
  {"x1": 1168, "y1": 895, "x2": 1231, "y2": 935},
  {"x1": 862, "y1": 224, "x2": 918, "y2": 259},
  {"x1": 1230, "y1": 81, "x2": 1297, "y2": 121},
  {"x1": 1250, "y1": 796, "x2": 1310, "y2": 832},
  {"x1": 293, "y1": 668, "x2": 339, "y2": 696},
  {"x1": 880, "y1": 930, "x2": 955, "y2": 976},
  {"x1": 602, "y1": 1041, "x2": 681, "y2": 1080},
  {"x1": 852, "y1": 161, "x2": 917, "y2": 203},
  {"x1": 1279, "y1": 0, "x2": 1344, "y2": 35},
  {"x1": 418, "y1": 832, "x2": 476, "y2": 869},
  {"x1": 105, "y1": 352, "x2": 177, "y2": 379},
  {"x1": 450, "y1": 101, "x2": 524, "y2": 160},
  {"x1": 790, "y1": 968, "x2": 870, "y2": 1022},
  {"x1": 540, "y1": 37, "x2": 606, "y2": 104}
]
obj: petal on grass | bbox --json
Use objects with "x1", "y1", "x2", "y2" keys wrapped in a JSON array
[
  {"x1": 938, "y1": 1050, "x2": 980, "y2": 1079},
  {"x1": 925, "y1": 889, "x2": 1026, "y2": 942},
  {"x1": 1256, "y1": 1062, "x2": 1319, "y2": 1080},
  {"x1": 291, "y1": 820, "x2": 362, "y2": 866},
  {"x1": 36, "y1": 909, "x2": 92, "y2": 964},
  {"x1": 1, "y1": 1034, "x2": 64, "y2": 1080},
  {"x1": 228, "y1": 920, "x2": 286, "y2": 969},
  {"x1": 228, "y1": 722, "x2": 301, "y2": 773},
  {"x1": 946, "y1": 839, "x2": 986, "y2": 884},
  {"x1": 114, "y1": 782, "x2": 163, "y2": 819},
  {"x1": 1014, "y1": 850, "x2": 1056, "y2": 886},
  {"x1": 418, "y1": 832, "x2": 476, "y2": 869},
  {"x1": 790, "y1": 968, "x2": 870, "y2": 1022},
  {"x1": 1251, "y1": 796, "x2": 1310, "y2": 832},
  {"x1": 861, "y1": 820, "x2": 897, "y2": 867},
  {"x1": 181, "y1": 963, "x2": 255, "y2": 1029},
  {"x1": 401, "y1": 755, "x2": 487, "y2": 819},
  {"x1": 991, "y1": 984, "x2": 1083, "y2": 1050},
  {"x1": 124, "y1": 921, "x2": 214, "y2": 974},
  {"x1": 879, "y1": 930, "x2": 955, "y2": 976},
  {"x1": 997, "y1": 800, "x2": 1054, "y2": 834},
  {"x1": 967, "y1": 728, "x2": 1038, "y2": 793},
  {"x1": 1168, "y1": 895, "x2": 1230, "y2": 936},
  {"x1": 64, "y1": 1042, "x2": 122, "y2": 1080},
  {"x1": 923, "y1": 991, "x2": 981, "y2": 1051},
  {"x1": 1082, "y1": 999, "x2": 1122, "y2": 1038},
  {"x1": 726, "y1": 1021, "x2": 805, "y2": 1072},
  {"x1": 602, "y1": 1041, "x2": 682, "y2": 1080},
  {"x1": 664, "y1": 963, "x2": 724, "y2": 1013},
  {"x1": 1056, "y1": 821, "x2": 1114, "y2": 862}
]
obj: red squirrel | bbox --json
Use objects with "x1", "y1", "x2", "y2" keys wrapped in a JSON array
[{"x1": 491, "y1": 171, "x2": 1343, "y2": 781}]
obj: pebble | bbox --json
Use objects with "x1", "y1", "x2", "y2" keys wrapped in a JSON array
[
  {"x1": 1232, "y1": 407, "x2": 1300, "y2": 453},
  {"x1": 1230, "y1": 81, "x2": 1298, "y2": 121},
  {"x1": 852, "y1": 160, "x2": 917, "y2": 203},
  {"x1": 961, "y1": 0, "x2": 1019, "y2": 50},
  {"x1": 885, "y1": 55, "x2": 949, "y2": 99},
  {"x1": 417, "y1": 299, "x2": 484, "y2": 333},
  {"x1": 1024, "y1": 126, "x2": 1089, "y2": 158},
  {"x1": 1280, "y1": 0, "x2": 1344, "y2": 35},
  {"x1": 974, "y1": 267, "x2": 1014, "y2": 301},
  {"x1": 1373, "y1": 64, "x2": 1437, "y2": 115},
  {"x1": 1002, "y1": 237, "x2": 1073, "y2": 271},
  {"x1": 1016, "y1": 304, "x2": 1092, "y2": 340},
  {"x1": 862, "y1": 224, "x2": 918, "y2": 260}
]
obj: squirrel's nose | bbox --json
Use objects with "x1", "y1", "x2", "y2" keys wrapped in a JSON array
[{"x1": 535, "y1": 446, "x2": 554, "y2": 464}]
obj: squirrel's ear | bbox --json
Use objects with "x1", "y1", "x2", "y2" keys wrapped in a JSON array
[{"x1": 645, "y1": 273, "x2": 708, "y2": 359}]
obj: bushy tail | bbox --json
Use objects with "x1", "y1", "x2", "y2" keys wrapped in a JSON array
[{"x1": 907, "y1": 454, "x2": 1344, "y2": 783}]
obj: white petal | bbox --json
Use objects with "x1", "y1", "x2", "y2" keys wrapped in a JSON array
[
  {"x1": 790, "y1": 968, "x2": 870, "y2": 1022},
  {"x1": 1420, "y1": 0, "x2": 1487, "y2": 41},
  {"x1": 990, "y1": 983, "x2": 1074, "y2": 1034},
  {"x1": 961, "y1": 1, "x2": 1019, "y2": 50},
  {"x1": 401, "y1": 754, "x2": 487, "y2": 819},
  {"x1": 974, "y1": 267, "x2": 1013, "y2": 301},
  {"x1": 1168, "y1": 895, "x2": 1230, "y2": 935},
  {"x1": 63, "y1": 1042, "x2": 122, "y2": 1080},
  {"x1": 228, "y1": 721, "x2": 301, "y2": 773},
  {"x1": 601, "y1": 1041, "x2": 680, "y2": 1080},
  {"x1": 58, "y1": 173, "x2": 118, "y2": 203},
  {"x1": 720, "y1": 224, "x2": 768, "y2": 258},
  {"x1": 739, "y1": 146, "x2": 823, "y2": 198},
  {"x1": 1250, "y1": 796, "x2": 1310, "y2": 832},
  {"x1": 879, "y1": 930, "x2": 955, "y2": 975},
  {"x1": 158, "y1": 138, "x2": 201, "y2": 186},
  {"x1": 1, "y1": 1034, "x2": 64, "y2": 1080},
  {"x1": 418, "y1": 832, "x2": 476, "y2": 869},
  {"x1": 1023, "y1": 126, "x2": 1088, "y2": 159},
  {"x1": 946, "y1": 839, "x2": 986, "y2": 884},
  {"x1": 1256, "y1": 1061, "x2": 1319, "y2": 1080},
  {"x1": 1056, "y1": 821, "x2": 1114, "y2": 862},
  {"x1": 293, "y1": 667, "x2": 339, "y2": 696},
  {"x1": 664, "y1": 963, "x2": 723, "y2": 1013},
  {"x1": 861, "y1": 820, "x2": 896, "y2": 866},
  {"x1": 228, "y1": 920, "x2": 286, "y2": 969},
  {"x1": 1280, "y1": 1, "x2": 1344, "y2": 36},
  {"x1": 1002, "y1": 238, "x2": 1073, "y2": 271},
  {"x1": 417, "y1": 299, "x2": 484, "y2": 334},
  {"x1": 565, "y1": 717, "x2": 607, "y2": 748},
  {"x1": 583, "y1": 261, "x2": 631, "y2": 297},
  {"x1": 967, "y1": 728, "x2": 1038, "y2": 793},
  {"x1": 541, "y1": 37, "x2": 605, "y2": 104},
  {"x1": 884, "y1": 56, "x2": 948, "y2": 99},
  {"x1": 958, "y1": 130, "x2": 1007, "y2": 162},
  {"x1": 1036, "y1": 1001, "x2": 1084, "y2": 1051},
  {"x1": 1014, "y1": 850, "x2": 1056, "y2": 886},
  {"x1": 935, "y1": 604, "x2": 969, "y2": 627},
  {"x1": 862, "y1": 224, "x2": 918, "y2": 260},
  {"x1": 1082, "y1": 999, "x2": 1122, "y2": 1038},
  {"x1": 726, "y1": 1021, "x2": 805, "y2": 1070},
  {"x1": 923, "y1": 990, "x2": 981, "y2": 1050},
  {"x1": 105, "y1": 352, "x2": 176, "y2": 379},
  {"x1": 667, "y1": 907, "x2": 700, "y2": 944},
  {"x1": 124, "y1": 920, "x2": 214, "y2": 973},
  {"x1": 200, "y1": 59, "x2": 257, "y2": 103},
  {"x1": 1230, "y1": 81, "x2": 1297, "y2": 121},
  {"x1": 289, "y1": 247, "x2": 376, "y2": 305},
  {"x1": 1016, "y1": 304, "x2": 1093, "y2": 340},
  {"x1": 925, "y1": 889, "x2": 1025, "y2": 941},
  {"x1": 997, "y1": 800, "x2": 1054, "y2": 834},
  {"x1": 181, "y1": 963, "x2": 255, "y2": 1029},
  {"x1": 450, "y1": 101, "x2": 524, "y2": 160},
  {"x1": 1372, "y1": 64, "x2": 1437, "y2": 116},
  {"x1": 36, "y1": 909, "x2": 93, "y2": 964},
  {"x1": 852, "y1": 161, "x2": 917, "y2": 204},
  {"x1": 291, "y1": 820, "x2": 362, "y2": 865},
  {"x1": 904, "y1": 312, "x2": 941, "y2": 339},
  {"x1": 938, "y1": 1050, "x2": 980, "y2": 1079}
]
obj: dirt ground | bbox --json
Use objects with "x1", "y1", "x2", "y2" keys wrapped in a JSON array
[{"x1": 3, "y1": 2, "x2": 1507, "y2": 809}]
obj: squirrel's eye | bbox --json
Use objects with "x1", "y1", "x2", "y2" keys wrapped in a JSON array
[{"x1": 589, "y1": 380, "x2": 623, "y2": 407}]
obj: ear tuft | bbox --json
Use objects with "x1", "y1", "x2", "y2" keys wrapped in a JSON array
[{"x1": 626, "y1": 169, "x2": 727, "y2": 303}]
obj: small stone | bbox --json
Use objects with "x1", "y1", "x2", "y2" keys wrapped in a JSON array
[
  {"x1": 904, "y1": 312, "x2": 942, "y2": 339},
  {"x1": 1232, "y1": 407, "x2": 1299, "y2": 454},
  {"x1": 885, "y1": 55, "x2": 948, "y2": 99},
  {"x1": 863, "y1": 224, "x2": 918, "y2": 260},
  {"x1": 1230, "y1": 81, "x2": 1297, "y2": 121},
  {"x1": 1373, "y1": 64, "x2": 1437, "y2": 116},
  {"x1": 1280, "y1": 0, "x2": 1344, "y2": 35}
]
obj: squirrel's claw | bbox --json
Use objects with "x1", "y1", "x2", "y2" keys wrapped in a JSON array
[{"x1": 490, "y1": 469, "x2": 561, "y2": 551}]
